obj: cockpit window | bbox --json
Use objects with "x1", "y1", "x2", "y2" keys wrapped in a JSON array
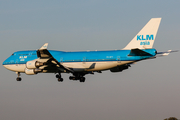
[{"x1": 12, "y1": 53, "x2": 14, "y2": 56}]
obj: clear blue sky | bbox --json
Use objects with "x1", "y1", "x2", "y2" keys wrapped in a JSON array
[{"x1": 0, "y1": 0, "x2": 180, "y2": 120}]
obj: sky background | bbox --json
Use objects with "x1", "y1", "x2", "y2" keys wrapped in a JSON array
[{"x1": 0, "y1": 0, "x2": 180, "y2": 120}]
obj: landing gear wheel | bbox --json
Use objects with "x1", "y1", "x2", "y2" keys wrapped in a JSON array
[
  {"x1": 56, "y1": 72, "x2": 64, "y2": 82},
  {"x1": 56, "y1": 75, "x2": 60, "y2": 78},
  {"x1": 69, "y1": 76, "x2": 76, "y2": 80},
  {"x1": 69, "y1": 76, "x2": 73, "y2": 80},
  {"x1": 79, "y1": 77, "x2": 85, "y2": 82},
  {"x1": 16, "y1": 77, "x2": 22, "y2": 81},
  {"x1": 16, "y1": 72, "x2": 21, "y2": 81},
  {"x1": 58, "y1": 78, "x2": 63, "y2": 82}
]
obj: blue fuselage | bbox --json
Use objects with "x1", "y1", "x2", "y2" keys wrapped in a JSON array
[{"x1": 3, "y1": 49, "x2": 156, "y2": 66}]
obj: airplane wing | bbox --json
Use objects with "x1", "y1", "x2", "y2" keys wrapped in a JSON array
[
  {"x1": 37, "y1": 43, "x2": 52, "y2": 58},
  {"x1": 36, "y1": 43, "x2": 74, "y2": 73}
]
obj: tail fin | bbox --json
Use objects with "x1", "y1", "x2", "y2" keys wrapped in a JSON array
[{"x1": 123, "y1": 18, "x2": 161, "y2": 50}]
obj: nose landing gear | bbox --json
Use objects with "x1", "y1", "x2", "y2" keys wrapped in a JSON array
[{"x1": 16, "y1": 72, "x2": 22, "y2": 81}]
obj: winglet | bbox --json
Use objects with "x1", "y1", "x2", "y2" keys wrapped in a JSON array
[{"x1": 39, "y1": 43, "x2": 48, "y2": 50}]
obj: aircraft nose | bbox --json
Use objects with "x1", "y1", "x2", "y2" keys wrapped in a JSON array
[
  {"x1": 2, "y1": 58, "x2": 15, "y2": 71},
  {"x1": 2, "y1": 59, "x2": 7, "y2": 66},
  {"x1": 2, "y1": 57, "x2": 12, "y2": 70},
  {"x1": 2, "y1": 59, "x2": 8, "y2": 69},
  {"x1": 2, "y1": 64, "x2": 8, "y2": 69}
]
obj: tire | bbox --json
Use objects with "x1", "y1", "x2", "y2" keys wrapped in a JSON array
[
  {"x1": 16, "y1": 77, "x2": 22, "y2": 81},
  {"x1": 58, "y1": 78, "x2": 63, "y2": 82},
  {"x1": 79, "y1": 77, "x2": 85, "y2": 82},
  {"x1": 56, "y1": 75, "x2": 60, "y2": 78}
]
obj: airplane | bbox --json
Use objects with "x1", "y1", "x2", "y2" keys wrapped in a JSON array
[{"x1": 2, "y1": 18, "x2": 177, "y2": 82}]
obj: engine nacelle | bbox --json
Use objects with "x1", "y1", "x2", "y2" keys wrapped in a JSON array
[
  {"x1": 25, "y1": 68, "x2": 42, "y2": 75},
  {"x1": 110, "y1": 65, "x2": 130, "y2": 72},
  {"x1": 26, "y1": 60, "x2": 44, "y2": 69}
]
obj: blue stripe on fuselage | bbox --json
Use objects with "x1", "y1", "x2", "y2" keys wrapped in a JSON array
[{"x1": 2, "y1": 49, "x2": 156, "y2": 65}]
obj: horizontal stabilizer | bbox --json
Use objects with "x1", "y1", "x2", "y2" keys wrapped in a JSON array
[
  {"x1": 128, "y1": 49, "x2": 153, "y2": 56},
  {"x1": 156, "y1": 50, "x2": 178, "y2": 57}
]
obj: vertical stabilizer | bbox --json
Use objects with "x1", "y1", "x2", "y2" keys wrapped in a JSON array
[{"x1": 123, "y1": 18, "x2": 161, "y2": 50}]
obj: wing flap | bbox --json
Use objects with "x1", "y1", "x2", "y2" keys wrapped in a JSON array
[
  {"x1": 37, "y1": 49, "x2": 52, "y2": 58},
  {"x1": 37, "y1": 43, "x2": 74, "y2": 73}
]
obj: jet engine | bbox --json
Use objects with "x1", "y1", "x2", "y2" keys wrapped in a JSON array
[
  {"x1": 25, "y1": 68, "x2": 43, "y2": 75},
  {"x1": 26, "y1": 60, "x2": 44, "y2": 69}
]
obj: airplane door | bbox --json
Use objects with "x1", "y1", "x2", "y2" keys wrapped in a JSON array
[
  {"x1": 60, "y1": 57, "x2": 63, "y2": 63},
  {"x1": 29, "y1": 51, "x2": 33, "y2": 57},
  {"x1": 83, "y1": 57, "x2": 86, "y2": 64},
  {"x1": 117, "y1": 56, "x2": 121, "y2": 63}
]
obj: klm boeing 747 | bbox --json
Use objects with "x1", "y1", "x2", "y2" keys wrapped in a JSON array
[{"x1": 2, "y1": 18, "x2": 176, "y2": 82}]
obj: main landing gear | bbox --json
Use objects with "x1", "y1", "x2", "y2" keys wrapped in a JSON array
[
  {"x1": 69, "y1": 74, "x2": 86, "y2": 82},
  {"x1": 56, "y1": 72, "x2": 63, "y2": 82},
  {"x1": 16, "y1": 72, "x2": 22, "y2": 81},
  {"x1": 56, "y1": 72, "x2": 86, "y2": 82}
]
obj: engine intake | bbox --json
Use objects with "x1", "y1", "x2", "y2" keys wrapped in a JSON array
[
  {"x1": 26, "y1": 60, "x2": 44, "y2": 69},
  {"x1": 25, "y1": 68, "x2": 43, "y2": 75}
]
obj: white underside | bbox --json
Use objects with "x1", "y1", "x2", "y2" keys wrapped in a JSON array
[{"x1": 3, "y1": 61, "x2": 134, "y2": 73}]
